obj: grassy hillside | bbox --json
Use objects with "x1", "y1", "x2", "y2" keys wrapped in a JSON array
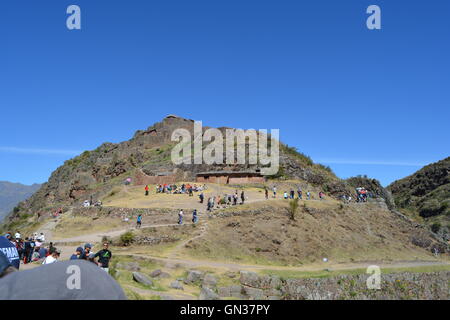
[
  {"x1": 388, "y1": 157, "x2": 450, "y2": 235},
  {"x1": 183, "y1": 200, "x2": 443, "y2": 265}
]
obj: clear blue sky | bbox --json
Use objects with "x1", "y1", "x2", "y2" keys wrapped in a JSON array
[{"x1": 1, "y1": 0, "x2": 449, "y2": 186}]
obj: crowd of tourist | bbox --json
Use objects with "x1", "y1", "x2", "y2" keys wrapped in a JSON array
[
  {"x1": 205, "y1": 190, "x2": 246, "y2": 212},
  {"x1": 69, "y1": 242, "x2": 112, "y2": 273},
  {"x1": 269, "y1": 185, "x2": 319, "y2": 201},
  {"x1": 152, "y1": 183, "x2": 206, "y2": 195},
  {"x1": 1, "y1": 231, "x2": 112, "y2": 273},
  {"x1": 2, "y1": 231, "x2": 56, "y2": 264}
]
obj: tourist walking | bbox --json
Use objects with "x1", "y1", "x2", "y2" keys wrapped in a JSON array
[
  {"x1": 178, "y1": 210, "x2": 184, "y2": 225},
  {"x1": 192, "y1": 209, "x2": 198, "y2": 224},
  {"x1": 136, "y1": 214, "x2": 142, "y2": 229}
]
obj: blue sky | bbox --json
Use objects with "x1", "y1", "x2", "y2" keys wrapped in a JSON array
[{"x1": 0, "y1": 0, "x2": 449, "y2": 186}]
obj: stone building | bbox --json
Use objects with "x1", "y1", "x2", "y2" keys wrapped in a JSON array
[
  {"x1": 196, "y1": 171, "x2": 265, "y2": 184},
  {"x1": 134, "y1": 170, "x2": 177, "y2": 185}
]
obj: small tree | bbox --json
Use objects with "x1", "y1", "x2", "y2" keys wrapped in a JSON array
[{"x1": 288, "y1": 198, "x2": 299, "y2": 220}]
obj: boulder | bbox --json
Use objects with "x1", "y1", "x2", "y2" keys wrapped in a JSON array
[
  {"x1": 260, "y1": 275, "x2": 282, "y2": 289},
  {"x1": 150, "y1": 269, "x2": 162, "y2": 278},
  {"x1": 199, "y1": 287, "x2": 220, "y2": 300},
  {"x1": 242, "y1": 286, "x2": 264, "y2": 300},
  {"x1": 170, "y1": 280, "x2": 184, "y2": 290},
  {"x1": 218, "y1": 285, "x2": 243, "y2": 298},
  {"x1": 239, "y1": 271, "x2": 260, "y2": 287},
  {"x1": 230, "y1": 285, "x2": 243, "y2": 298},
  {"x1": 132, "y1": 272, "x2": 153, "y2": 287},
  {"x1": 202, "y1": 274, "x2": 218, "y2": 288},
  {"x1": 218, "y1": 286, "x2": 231, "y2": 297},
  {"x1": 150, "y1": 269, "x2": 171, "y2": 278},
  {"x1": 185, "y1": 270, "x2": 204, "y2": 284}
]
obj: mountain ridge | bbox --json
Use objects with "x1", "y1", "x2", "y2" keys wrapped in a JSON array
[{"x1": 0, "y1": 181, "x2": 41, "y2": 222}]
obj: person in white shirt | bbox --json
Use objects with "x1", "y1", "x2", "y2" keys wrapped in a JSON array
[
  {"x1": 14, "y1": 232, "x2": 21, "y2": 240},
  {"x1": 38, "y1": 233, "x2": 45, "y2": 242},
  {"x1": 42, "y1": 250, "x2": 60, "y2": 265}
]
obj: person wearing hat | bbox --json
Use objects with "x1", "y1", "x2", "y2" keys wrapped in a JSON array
[
  {"x1": 70, "y1": 247, "x2": 84, "y2": 260},
  {"x1": 79, "y1": 243, "x2": 92, "y2": 260}
]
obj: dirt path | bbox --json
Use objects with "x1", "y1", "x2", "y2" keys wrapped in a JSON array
[
  {"x1": 121, "y1": 253, "x2": 450, "y2": 273},
  {"x1": 168, "y1": 221, "x2": 209, "y2": 259}
]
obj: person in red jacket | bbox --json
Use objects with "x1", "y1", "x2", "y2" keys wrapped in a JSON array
[{"x1": 144, "y1": 185, "x2": 149, "y2": 196}]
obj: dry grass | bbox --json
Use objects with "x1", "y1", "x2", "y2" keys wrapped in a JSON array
[
  {"x1": 52, "y1": 215, "x2": 123, "y2": 239},
  {"x1": 184, "y1": 200, "x2": 438, "y2": 266},
  {"x1": 101, "y1": 183, "x2": 271, "y2": 210}
]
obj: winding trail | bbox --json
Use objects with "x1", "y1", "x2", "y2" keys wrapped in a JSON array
[{"x1": 52, "y1": 222, "x2": 197, "y2": 245}]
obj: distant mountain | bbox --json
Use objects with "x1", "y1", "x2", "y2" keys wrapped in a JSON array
[
  {"x1": 0, "y1": 181, "x2": 41, "y2": 222},
  {"x1": 387, "y1": 157, "x2": 449, "y2": 229}
]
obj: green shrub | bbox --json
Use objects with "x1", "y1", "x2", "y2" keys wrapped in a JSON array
[
  {"x1": 419, "y1": 199, "x2": 442, "y2": 218},
  {"x1": 120, "y1": 231, "x2": 134, "y2": 246},
  {"x1": 431, "y1": 222, "x2": 441, "y2": 234},
  {"x1": 288, "y1": 198, "x2": 299, "y2": 220}
]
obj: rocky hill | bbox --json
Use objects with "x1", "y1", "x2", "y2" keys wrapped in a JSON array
[
  {"x1": 346, "y1": 176, "x2": 395, "y2": 209},
  {"x1": 387, "y1": 157, "x2": 450, "y2": 234},
  {"x1": 0, "y1": 181, "x2": 41, "y2": 223},
  {"x1": 7, "y1": 115, "x2": 353, "y2": 221}
]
